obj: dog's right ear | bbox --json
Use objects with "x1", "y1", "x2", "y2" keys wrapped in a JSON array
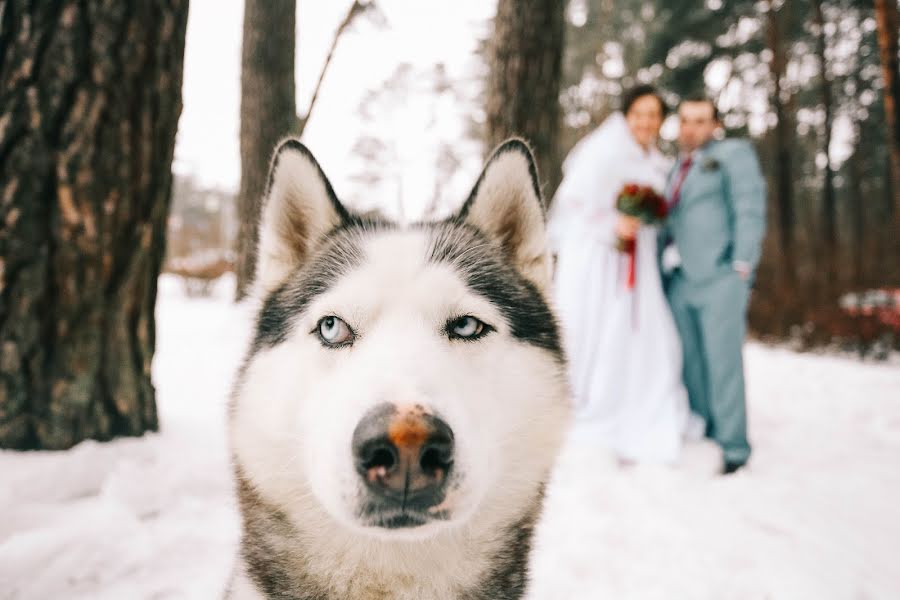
[
  {"x1": 255, "y1": 139, "x2": 350, "y2": 295},
  {"x1": 456, "y1": 139, "x2": 551, "y2": 291}
]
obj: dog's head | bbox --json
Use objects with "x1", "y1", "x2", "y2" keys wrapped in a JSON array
[{"x1": 231, "y1": 139, "x2": 570, "y2": 541}]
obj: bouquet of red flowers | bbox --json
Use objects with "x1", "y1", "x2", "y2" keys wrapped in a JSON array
[{"x1": 615, "y1": 184, "x2": 668, "y2": 289}]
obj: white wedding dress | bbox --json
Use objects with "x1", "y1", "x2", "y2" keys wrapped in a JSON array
[{"x1": 548, "y1": 113, "x2": 694, "y2": 464}]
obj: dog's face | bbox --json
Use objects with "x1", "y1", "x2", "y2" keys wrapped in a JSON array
[{"x1": 231, "y1": 140, "x2": 570, "y2": 541}]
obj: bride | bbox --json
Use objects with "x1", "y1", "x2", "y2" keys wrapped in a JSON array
[{"x1": 548, "y1": 85, "x2": 695, "y2": 464}]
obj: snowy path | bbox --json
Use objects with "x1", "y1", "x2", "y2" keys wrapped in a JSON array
[{"x1": 2, "y1": 277, "x2": 899, "y2": 599}]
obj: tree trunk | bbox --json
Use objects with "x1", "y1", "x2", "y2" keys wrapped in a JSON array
[
  {"x1": 0, "y1": 1, "x2": 189, "y2": 450},
  {"x1": 235, "y1": 0, "x2": 297, "y2": 300},
  {"x1": 874, "y1": 0, "x2": 900, "y2": 281},
  {"x1": 874, "y1": 0, "x2": 900, "y2": 200},
  {"x1": 848, "y1": 143, "x2": 866, "y2": 287},
  {"x1": 485, "y1": 0, "x2": 565, "y2": 204},
  {"x1": 766, "y1": 2, "x2": 796, "y2": 287},
  {"x1": 813, "y1": 0, "x2": 838, "y2": 292}
]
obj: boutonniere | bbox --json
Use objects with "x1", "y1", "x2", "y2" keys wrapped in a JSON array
[{"x1": 702, "y1": 157, "x2": 720, "y2": 171}]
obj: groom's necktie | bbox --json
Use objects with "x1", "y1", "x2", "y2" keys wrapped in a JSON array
[{"x1": 668, "y1": 155, "x2": 694, "y2": 209}]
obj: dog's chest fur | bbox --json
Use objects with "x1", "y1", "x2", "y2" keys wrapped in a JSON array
[{"x1": 229, "y1": 475, "x2": 538, "y2": 600}]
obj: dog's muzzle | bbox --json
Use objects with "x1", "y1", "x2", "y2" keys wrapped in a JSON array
[{"x1": 352, "y1": 403, "x2": 454, "y2": 528}]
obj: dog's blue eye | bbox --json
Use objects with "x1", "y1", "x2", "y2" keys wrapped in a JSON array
[
  {"x1": 317, "y1": 316, "x2": 354, "y2": 347},
  {"x1": 447, "y1": 316, "x2": 491, "y2": 340}
]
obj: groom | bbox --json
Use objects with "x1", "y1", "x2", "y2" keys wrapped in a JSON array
[{"x1": 660, "y1": 96, "x2": 766, "y2": 475}]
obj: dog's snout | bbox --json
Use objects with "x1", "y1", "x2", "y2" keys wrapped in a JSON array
[{"x1": 352, "y1": 403, "x2": 454, "y2": 510}]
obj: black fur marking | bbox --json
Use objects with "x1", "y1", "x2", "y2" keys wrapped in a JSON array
[
  {"x1": 252, "y1": 214, "x2": 562, "y2": 361},
  {"x1": 462, "y1": 495, "x2": 543, "y2": 600},
  {"x1": 253, "y1": 217, "x2": 395, "y2": 351},
  {"x1": 426, "y1": 222, "x2": 563, "y2": 359},
  {"x1": 233, "y1": 470, "x2": 330, "y2": 600}
]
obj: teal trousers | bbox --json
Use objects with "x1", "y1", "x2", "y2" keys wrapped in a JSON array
[{"x1": 666, "y1": 270, "x2": 751, "y2": 464}]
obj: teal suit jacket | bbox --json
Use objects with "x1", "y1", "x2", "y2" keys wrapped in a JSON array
[{"x1": 663, "y1": 139, "x2": 766, "y2": 283}]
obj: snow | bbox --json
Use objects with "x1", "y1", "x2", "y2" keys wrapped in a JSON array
[
  {"x1": 2, "y1": 277, "x2": 899, "y2": 599},
  {"x1": 0, "y1": 276, "x2": 249, "y2": 600}
]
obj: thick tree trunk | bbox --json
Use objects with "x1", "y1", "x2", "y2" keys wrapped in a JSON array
[
  {"x1": 235, "y1": 0, "x2": 297, "y2": 300},
  {"x1": 485, "y1": 0, "x2": 565, "y2": 204},
  {"x1": 0, "y1": 2, "x2": 189, "y2": 449}
]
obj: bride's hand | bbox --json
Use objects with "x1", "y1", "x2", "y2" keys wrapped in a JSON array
[{"x1": 615, "y1": 215, "x2": 641, "y2": 240}]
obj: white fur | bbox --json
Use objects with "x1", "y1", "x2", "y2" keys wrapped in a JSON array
[{"x1": 228, "y1": 562, "x2": 266, "y2": 600}]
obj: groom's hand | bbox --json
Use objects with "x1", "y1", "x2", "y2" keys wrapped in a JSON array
[{"x1": 733, "y1": 261, "x2": 751, "y2": 280}]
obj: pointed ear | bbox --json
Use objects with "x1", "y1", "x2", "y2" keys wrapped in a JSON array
[
  {"x1": 255, "y1": 139, "x2": 350, "y2": 294},
  {"x1": 457, "y1": 139, "x2": 551, "y2": 290}
]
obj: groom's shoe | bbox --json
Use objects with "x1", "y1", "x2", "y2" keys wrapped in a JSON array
[{"x1": 721, "y1": 460, "x2": 746, "y2": 475}]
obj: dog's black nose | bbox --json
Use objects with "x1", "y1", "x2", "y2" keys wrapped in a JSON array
[{"x1": 352, "y1": 403, "x2": 454, "y2": 510}]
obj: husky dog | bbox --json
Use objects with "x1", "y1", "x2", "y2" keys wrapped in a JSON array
[{"x1": 227, "y1": 138, "x2": 571, "y2": 599}]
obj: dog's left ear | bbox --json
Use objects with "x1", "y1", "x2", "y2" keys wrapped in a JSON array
[{"x1": 457, "y1": 139, "x2": 551, "y2": 290}]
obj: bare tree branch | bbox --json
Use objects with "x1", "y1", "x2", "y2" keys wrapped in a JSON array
[{"x1": 297, "y1": 0, "x2": 373, "y2": 136}]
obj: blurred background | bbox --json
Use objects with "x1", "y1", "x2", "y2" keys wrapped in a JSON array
[
  {"x1": 1, "y1": 1, "x2": 899, "y2": 598},
  {"x1": 168, "y1": 0, "x2": 900, "y2": 354}
]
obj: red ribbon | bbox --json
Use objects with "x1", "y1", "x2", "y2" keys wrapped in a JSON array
[
  {"x1": 618, "y1": 238, "x2": 638, "y2": 328},
  {"x1": 621, "y1": 239, "x2": 636, "y2": 290},
  {"x1": 627, "y1": 246, "x2": 636, "y2": 289}
]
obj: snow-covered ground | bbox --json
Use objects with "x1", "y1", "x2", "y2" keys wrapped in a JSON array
[{"x1": 1, "y1": 276, "x2": 898, "y2": 599}]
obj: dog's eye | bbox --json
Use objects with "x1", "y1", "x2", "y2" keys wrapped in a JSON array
[
  {"x1": 316, "y1": 316, "x2": 354, "y2": 347},
  {"x1": 447, "y1": 316, "x2": 492, "y2": 341}
]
